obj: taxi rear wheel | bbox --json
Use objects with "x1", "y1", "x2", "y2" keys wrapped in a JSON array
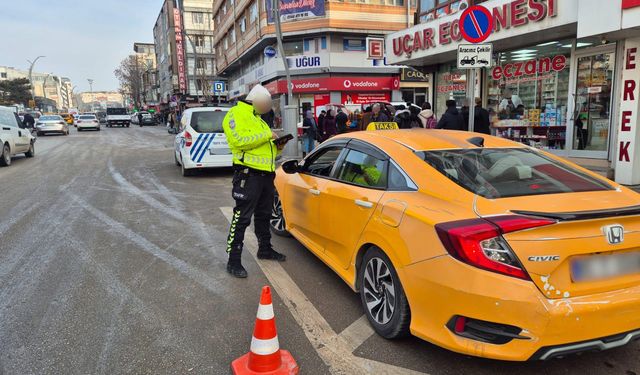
[
  {"x1": 359, "y1": 247, "x2": 410, "y2": 339},
  {"x1": 270, "y1": 193, "x2": 290, "y2": 237}
]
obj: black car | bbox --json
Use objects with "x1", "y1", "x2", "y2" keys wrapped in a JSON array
[
  {"x1": 460, "y1": 56, "x2": 477, "y2": 66},
  {"x1": 477, "y1": 58, "x2": 490, "y2": 65}
]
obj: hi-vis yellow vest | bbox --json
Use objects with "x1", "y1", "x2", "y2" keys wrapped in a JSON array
[{"x1": 223, "y1": 101, "x2": 278, "y2": 172}]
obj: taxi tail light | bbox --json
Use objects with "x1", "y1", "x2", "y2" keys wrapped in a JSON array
[
  {"x1": 435, "y1": 216, "x2": 555, "y2": 281},
  {"x1": 185, "y1": 131, "x2": 193, "y2": 147}
]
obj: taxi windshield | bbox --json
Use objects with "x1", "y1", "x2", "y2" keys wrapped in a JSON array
[
  {"x1": 190, "y1": 111, "x2": 225, "y2": 133},
  {"x1": 418, "y1": 148, "x2": 613, "y2": 199}
]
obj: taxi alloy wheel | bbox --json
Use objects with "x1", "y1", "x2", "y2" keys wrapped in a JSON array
[
  {"x1": 1, "y1": 144, "x2": 10, "y2": 166},
  {"x1": 270, "y1": 193, "x2": 290, "y2": 237},
  {"x1": 359, "y1": 247, "x2": 410, "y2": 339}
]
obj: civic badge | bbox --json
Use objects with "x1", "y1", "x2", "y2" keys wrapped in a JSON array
[{"x1": 603, "y1": 224, "x2": 624, "y2": 245}]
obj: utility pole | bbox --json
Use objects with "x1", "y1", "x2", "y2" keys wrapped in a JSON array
[
  {"x1": 27, "y1": 55, "x2": 45, "y2": 106},
  {"x1": 272, "y1": 0, "x2": 299, "y2": 157},
  {"x1": 87, "y1": 79, "x2": 94, "y2": 112}
]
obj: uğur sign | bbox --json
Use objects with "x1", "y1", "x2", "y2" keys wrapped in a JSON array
[
  {"x1": 615, "y1": 38, "x2": 640, "y2": 185},
  {"x1": 387, "y1": 0, "x2": 560, "y2": 63}
]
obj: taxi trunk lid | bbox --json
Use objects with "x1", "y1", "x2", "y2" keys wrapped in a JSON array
[{"x1": 475, "y1": 190, "x2": 640, "y2": 299}]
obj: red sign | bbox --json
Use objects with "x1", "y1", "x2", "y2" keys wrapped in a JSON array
[
  {"x1": 623, "y1": 0, "x2": 640, "y2": 9},
  {"x1": 367, "y1": 37, "x2": 385, "y2": 60},
  {"x1": 491, "y1": 55, "x2": 567, "y2": 81},
  {"x1": 313, "y1": 94, "x2": 330, "y2": 117},
  {"x1": 342, "y1": 92, "x2": 390, "y2": 105},
  {"x1": 174, "y1": 9, "x2": 187, "y2": 93},
  {"x1": 392, "y1": 0, "x2": 557, "y2": 57},
  {"x1": 459, "y1": 5, "x2": 493, "y2": 43},
  {"x1": 265, "y1": 76, "x2": 400, "y2": 94}
]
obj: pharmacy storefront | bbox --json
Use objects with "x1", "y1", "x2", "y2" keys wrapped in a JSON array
[{"x1": 386, "y1": 0, "x2": 640, "y2": 184}]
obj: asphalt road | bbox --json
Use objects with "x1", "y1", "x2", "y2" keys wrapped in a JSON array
[{"x1": 0, "y1": 125, "x2": 638, "y2": 375}]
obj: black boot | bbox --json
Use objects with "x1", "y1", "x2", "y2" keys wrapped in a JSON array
[
  {"x1": 227, "y1": 245, "x2": 248, "y2": 278},
  {"x1": 257, "y1": 246, "x2": 286, "y2": 262}
]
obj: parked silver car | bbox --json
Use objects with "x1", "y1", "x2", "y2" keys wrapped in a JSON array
[{"x1": 36, "y1": 115, "x2": 69, "y2": 136}]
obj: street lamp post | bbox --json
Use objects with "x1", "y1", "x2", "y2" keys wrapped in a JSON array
[
  {"x1": 27, "y1": 56, "x2": 45, "y2": 106},
  {"x1": 87, "y1": 79, "x2": 94, "y2": 111}
]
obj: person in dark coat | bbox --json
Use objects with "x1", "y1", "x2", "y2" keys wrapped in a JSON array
[
  {"x1": 370, "y1": 103, "x2": 389, "y2": 123},
  {"x1": 322, "y1": 109, "x2": 337, "y2": 141},
  {"x1": 335, "y1": 109, "x2": 349, "y2": 134},
  {"x1": 22, "y1": 113, "x2": 35, "y2": 129},
  {"x1": 436, "y1": 100, "x2": 465, "y2": 130},
  {"x1": 461, "y1": 98, "x2": 470, "y2": 130},
  {"x1": 317, "y1": 110, "x2": 326, "y2": 137},
  {"x1": 473, "y1": 97, "x2": 491, "y2": 135}
]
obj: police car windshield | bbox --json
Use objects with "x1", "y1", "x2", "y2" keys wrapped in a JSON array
[{"x1": 191, "y1": 111, "x2": 225, "y2": 133}]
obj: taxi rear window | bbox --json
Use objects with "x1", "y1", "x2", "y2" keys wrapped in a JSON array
[
  {"x1": 190, "y1": 111, "x2": 226, "y2": 133},
  {"x1": 418, "y1": 148, "x2": 612, "y2": 198}
]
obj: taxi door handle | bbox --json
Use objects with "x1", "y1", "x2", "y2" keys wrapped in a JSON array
[
  {"x1": 309, "y1": 189, "x2": 320, "y2": 196},
  {"x1": 2, "y1": 127, "x2": 9, "y2": 131},
  {"x1": 355, "y1": 199, "x2": 373, "y2": 208}
]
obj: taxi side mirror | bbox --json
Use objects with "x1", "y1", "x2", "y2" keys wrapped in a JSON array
[{"x1": 281, "y1": 159, "x2": 300, "y2": 174}]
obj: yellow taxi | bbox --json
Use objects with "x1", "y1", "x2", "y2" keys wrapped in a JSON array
[
  {"x1": 60, "y1": 113, "x2": 74, "y2": 125},
  {"x1": 271, "y1": 129, "x2": 640, "y2": 361}
]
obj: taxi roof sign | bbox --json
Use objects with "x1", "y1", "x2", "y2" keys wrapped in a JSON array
[{"x1": 366, "y1": 122, "x2": 399, "y2": 131}]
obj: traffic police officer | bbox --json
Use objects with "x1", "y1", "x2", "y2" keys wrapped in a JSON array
[{"x1": 223, "y1": 84, "x2": 286, "y2": 278}]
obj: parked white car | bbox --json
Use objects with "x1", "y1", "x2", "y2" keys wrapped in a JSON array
[
  {"x1": 0, "y1": 106, "x2": 35, "y2": 166},
  {"x1": 174, "y1": 107, "x2": 232, "y2": 176}
]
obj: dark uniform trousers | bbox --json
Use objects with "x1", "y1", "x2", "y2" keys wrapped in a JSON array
[{"x1": 227, "y1": 166, "x2": 275, "y2": 254}]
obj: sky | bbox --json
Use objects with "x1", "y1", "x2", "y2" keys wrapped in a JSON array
[{"x1": 0, "y1": 0, "x2": 162, "y2": 93}]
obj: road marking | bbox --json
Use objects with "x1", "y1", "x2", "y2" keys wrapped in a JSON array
[
  {"x1": 221, "y1": 207, "x2": 428, "y2": 375},
  {"x1": 338, "y1": 315, "x2": 374, "y2": 352}
]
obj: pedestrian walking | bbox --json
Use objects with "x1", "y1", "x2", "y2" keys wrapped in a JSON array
[
  {"x1": 223, "y1": 84, "x2": 287, "y2": 279},
  {"x1": 302, "y1": 110, "x2": 318, "y2": 157},
  {"x1": 436, "y1": 100, "x2": 465, "y2": 130},
  {"x1": 419, "y1": 102, "x2": 438, "y2": 129},
  {"x1": 137, "y1": 112, "x2": 143, "y2": 126},
  {"x1": 335, "y1": 108, "x2": 349, "y2": 134},
  {"x1": 473, "y1": 97, "x2": 491, "y2": 135}
]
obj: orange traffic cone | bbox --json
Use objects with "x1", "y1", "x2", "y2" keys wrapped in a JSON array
[{"x1": 231, "y1": 286, "x2": 299, "y2": 375}]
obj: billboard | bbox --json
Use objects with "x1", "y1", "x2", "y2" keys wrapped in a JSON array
[
  {"x1": 173, "y1": 9, "x2": 187, "y2": 93},
  {"x1": 266, "y1": 0, "x2": 325, "y2": 23}
]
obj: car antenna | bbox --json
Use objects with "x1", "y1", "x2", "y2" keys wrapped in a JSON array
[{"x1": 467, "y1": 136, "x2": 485, "y2": 148}]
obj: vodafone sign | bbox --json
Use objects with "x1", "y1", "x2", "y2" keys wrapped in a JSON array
[{"x1": 264, "y1": 76, "x2": 400, "y2": 94}]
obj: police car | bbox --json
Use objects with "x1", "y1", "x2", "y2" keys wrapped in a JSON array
[{"x1": 174, "y1": 107, "x2": 233, "y2": 176}]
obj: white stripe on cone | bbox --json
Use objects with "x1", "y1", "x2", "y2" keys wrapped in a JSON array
[
  {"x1": 250, "y1": 336, "x2": 280, "y2": 356},
  {"x1": 256, "y1": 303, "x2": 275, "y2": 320}
]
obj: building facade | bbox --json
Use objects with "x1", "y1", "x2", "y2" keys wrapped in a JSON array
[
  {"x1": 76, "y1": 92, "x2": 125, "y2": 112},
  {"x1": 153, "y1": 0, "x2": 218, "y2": 110},
  {"x1": 386, "y1": 0, "x2": 640, "y2": 185},
  {"x1": 134, "y1": 42, "x2": 159, "y2": 106},
  {"x1": 0, "y1": 66, "x2": 74, "y2": 112},
  {"x1": 212, "y1": 0, "x2": 417, "y2": 120}
]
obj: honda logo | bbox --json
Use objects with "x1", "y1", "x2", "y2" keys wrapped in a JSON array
[{"x1": 603, "y1": 224, "x2": 624, "y2": 245}]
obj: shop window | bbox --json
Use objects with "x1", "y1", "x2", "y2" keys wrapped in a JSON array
[
  {"x1": 192, "y1": 12, "x2": 204, "y2": 24},
  {"x1": 435, "y1": 64, "x2": 467, "y2": 116},
  {"x1": 250, "y1": 1, "x2": 258, "y2": 23},
  {"x1": 193, "y1": 35, "x2": 205, "y2": 47},
  {"x1": 488, "y1": 40, "x2": 572, "y2": 151},
  {"x1": 343, "y1": 39, "x2": 366, "y2": 52},
  {"x1": 419, "y1": 0, "x2": 487, "y2": 23},
  {"x1": 283, "y1": 40, "x2": 303, "y2": 56}
]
